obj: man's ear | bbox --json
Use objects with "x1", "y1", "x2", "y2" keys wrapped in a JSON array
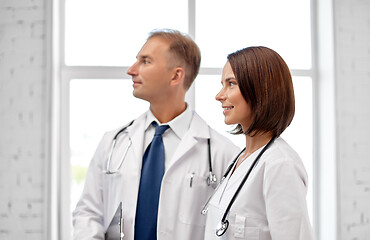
[{"x1": 170, "y1": 67, "x2": 185, "y2": 87}]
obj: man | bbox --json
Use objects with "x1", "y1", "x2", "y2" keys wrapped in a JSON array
[{"x1": 72, "y1": 29, "x2": 240, "y2": 240}]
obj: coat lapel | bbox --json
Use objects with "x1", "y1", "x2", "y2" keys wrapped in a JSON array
[{"x1": 166, "y1": 112, "x2": 210, "y2": 172}]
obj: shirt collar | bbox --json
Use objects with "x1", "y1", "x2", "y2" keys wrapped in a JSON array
[{"x1": 144, "y1": 104, "x2": 193, "y2": 139}]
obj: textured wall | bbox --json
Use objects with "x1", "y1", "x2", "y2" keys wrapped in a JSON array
[
  {"x1": 335, "y1": 0, "x2": 370, "y2": 239},
  {"x1": 0, "y1": 0, "x2": 47, "y2": 239},
  {"x1": 1, "y1": 0, "x2": 370, "y2": 239}
]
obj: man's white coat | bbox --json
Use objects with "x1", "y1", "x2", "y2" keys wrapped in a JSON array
[{"x1": 73, "y1": 111, "x2": 240, "y2": 240}]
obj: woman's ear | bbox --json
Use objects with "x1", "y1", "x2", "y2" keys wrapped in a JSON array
[{"x1": 170, "y1": 67, "x2": 185, "y2": 87}]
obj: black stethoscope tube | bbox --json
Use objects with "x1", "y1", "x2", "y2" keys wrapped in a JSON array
[
  {"x1": 201, "y1": 147, "x2": 246, "y2": 215},
  {"x1": 216, "y1": 135, "x2": 277, "y2": 237},
  {"x1": 207, "y1": 138, "x2": 217, "y2": 185},
  {"x1": 222, "y1": 150, "x2": 244, "y2": 179},
  {"x1": 207, "y1": 138, "x2": 212, "y2": 173}
]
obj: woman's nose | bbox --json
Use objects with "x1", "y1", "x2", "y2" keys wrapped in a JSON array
[{"x1": 215, "y1": 89, "x2": 225, "y2": 102}]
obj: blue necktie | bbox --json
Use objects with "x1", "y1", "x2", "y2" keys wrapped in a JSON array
[{"x1": 135, "y1": 122, "x2": 169, "y2": 240}]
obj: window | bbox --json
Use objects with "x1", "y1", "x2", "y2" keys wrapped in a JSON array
[
  {"x1": 69, "y1": 79, "x2": 149, "y2": 210},
  {"x1": 59, "y1": 0, "x2": 314, "y2": 239}
]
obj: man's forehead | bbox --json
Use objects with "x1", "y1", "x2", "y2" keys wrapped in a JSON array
[{"x1": 137, "y1": 37, "x2": 170, "y2": 58}]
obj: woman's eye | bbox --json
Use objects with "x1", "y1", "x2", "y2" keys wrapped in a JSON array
[{"x1": 229, "y1": 81, "x2": 236, "y2": 86}]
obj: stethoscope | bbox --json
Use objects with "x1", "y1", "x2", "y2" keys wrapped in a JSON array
[
  {"x1": 104, "y1": 120, "x2": 134, "y2": 174},
  {"x1": 201, "y1": 136, "x2": 276, "y2": 237},
  {"x1": 104, "y1": 120, "x2": 217, "y2": 186}
]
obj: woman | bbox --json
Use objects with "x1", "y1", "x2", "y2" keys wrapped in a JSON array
[{"x1": 203, "y1": 46, "x2": 314, "y2": 239}]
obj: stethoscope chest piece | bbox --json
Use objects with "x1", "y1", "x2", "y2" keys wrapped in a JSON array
[
  {"x1": 216, "y1": 220, "x2": 229, "y2": 237},
  {"x1": 207, "y1": 172, "x2": 217, "y2": 187}
]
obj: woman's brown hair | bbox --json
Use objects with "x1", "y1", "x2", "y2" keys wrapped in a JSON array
[{"x1": 227, "y1": 46, "x2": 295, "y2": 137}]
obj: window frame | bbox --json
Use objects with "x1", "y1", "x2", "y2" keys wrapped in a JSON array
[{"x1": 51, "y1": 0, "x2": 323, "y2": 239}]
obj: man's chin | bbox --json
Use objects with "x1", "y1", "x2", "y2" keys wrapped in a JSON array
[{"x1": 133, "y1": 91, "x2": 149, "y2": 102}]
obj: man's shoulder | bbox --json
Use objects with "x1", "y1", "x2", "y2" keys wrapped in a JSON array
[
  {"x1": 208, "y1": 126, "x2": 237, "y2": 147},
  {"x1": 105, "y1": 111, "x2": 147, "y2": 136},
  {"x1": 191, "y1": 112, "x2": 237, "y2": 146}
]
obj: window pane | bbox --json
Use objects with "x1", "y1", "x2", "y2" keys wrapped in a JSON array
[
  {"x1": 65, "y1": 0, "x2": 188, "y2": 66},
  {"x1": 195, "y1": 75, "x2": 313, "y2": 223},
  {"x1": 70, "y1": 79, "x2": 149, "y2": 211},
  {"x1": 196, "y1": 0, "x2": 311, "y2": 69}
]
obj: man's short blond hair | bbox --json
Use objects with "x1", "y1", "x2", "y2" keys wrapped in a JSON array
[{"x1": 148, "y1": 29, "x2": 201, "y2": 90}]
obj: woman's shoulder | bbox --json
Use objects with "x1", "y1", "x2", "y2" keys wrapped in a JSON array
[
  {"x1": 263, "y1": 137, "x2": 303, "y2": 167},
  {"x1": 262, "y1": 137, "x2": 309, "y2": 184}
]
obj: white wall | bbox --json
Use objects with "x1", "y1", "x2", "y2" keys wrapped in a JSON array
[
  {"x1": 0, "y1": 0, "x2": 370, "y2": 239},
  {"x1": 0, "y1": 0, "x2": 49, "y2": 239},
  {"x1": 334, "y1": 0, "x2": 370, "y2": 239}
]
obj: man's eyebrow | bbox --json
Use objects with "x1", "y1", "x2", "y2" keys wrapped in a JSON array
[{"x1": 136, "y1": 55, "x2": 151, "y2": 60}]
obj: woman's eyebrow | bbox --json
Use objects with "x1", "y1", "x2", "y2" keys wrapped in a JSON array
[{"x1": 225, "y1": 77, "x2": 236, "y2": 82}]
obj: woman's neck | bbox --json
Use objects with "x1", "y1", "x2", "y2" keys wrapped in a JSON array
[
  {"x1": 233, "y1": 132, "x2": 274, "y2": 172},
  {"x1": 244, "y1": 132, "x2": 274, "y2": 157}
]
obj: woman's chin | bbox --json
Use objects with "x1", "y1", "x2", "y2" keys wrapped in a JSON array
[{"x1": 224, "y1": 119, "x2": 236, "y2": 126}]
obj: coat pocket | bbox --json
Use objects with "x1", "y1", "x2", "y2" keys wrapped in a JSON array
[
  {"x1": 226, "y1": 214, "x2": 262, "y2": 240},
  {"x1": 178, "y1": 172, "x2": 213, "y2": 226},
  {"x1": 230, "y1": 226, "x2": 260, "y2": 240}
]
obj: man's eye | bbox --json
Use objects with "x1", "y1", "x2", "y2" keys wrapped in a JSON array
[{"x1": 143, "y1": 60, "x2": 149, "y2": 64}]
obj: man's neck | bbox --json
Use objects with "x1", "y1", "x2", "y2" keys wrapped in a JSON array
[{"x1": 149, "y1": 101, "x2": 187, "y2": 123}]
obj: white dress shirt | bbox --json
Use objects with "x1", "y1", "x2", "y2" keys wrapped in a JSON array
[{"x1": 143, "y1": 105, "x2": 193, "y2": 170}]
